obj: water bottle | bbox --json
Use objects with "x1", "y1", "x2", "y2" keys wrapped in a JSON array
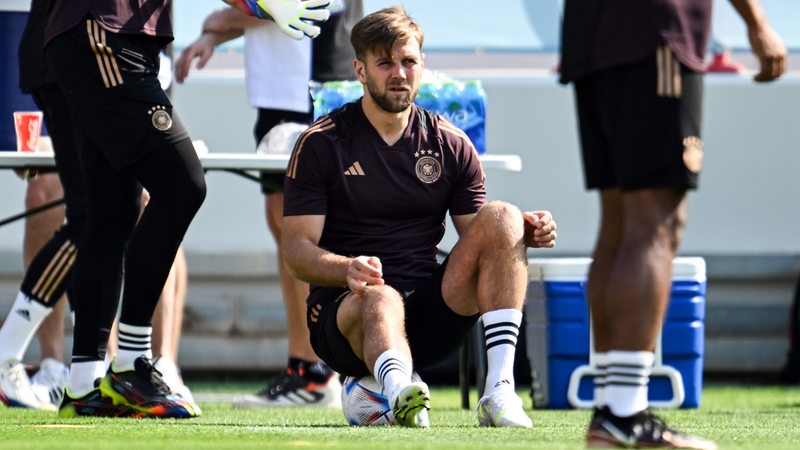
[
  {"x1": 414, "y1": 80, "x2": 439, "y2": 111},
  {"x1": 461, "y1": 80, "x2": 487, "y2": 154},
  {"x1": 437, "y1": 81, "x2": 464, "y2": 127}
]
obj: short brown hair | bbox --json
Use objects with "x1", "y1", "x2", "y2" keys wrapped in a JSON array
[{"x1": 349, "y1": 5, "x2": 424, "y2": 61}]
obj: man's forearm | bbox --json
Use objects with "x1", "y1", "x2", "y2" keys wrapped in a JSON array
[
  {"x1": 729, "y1": 0, "x2": 768, "y2": 28},
  {"x1": 284, "y1": 243, "x2": 351, "y2": 288}
]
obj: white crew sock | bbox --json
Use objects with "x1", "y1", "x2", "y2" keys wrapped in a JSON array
[
  {"x1": 373, "y1": 349, "x2": 413, "y2": 404},
  {"x1": 593, "y1": 352, "x2": 609, "y2": 409},
  {"x1": 0, "y1": 292, "x2": 52, "y2": 361},
  {"x1": 112, "y1": 323, "x2": 153, "y2": 372},
  {"x1": 481, "y1": 308, "x2": 522, "y2": 396},
  {"x1": 67, "y1": 360, "x2": 107, "y2": 397},
  {"x1": 605, "y1": 350, "x2": 654, "y2": 417}
]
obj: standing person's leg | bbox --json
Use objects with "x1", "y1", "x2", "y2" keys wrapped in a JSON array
[
  {"x1": 151, "y1": 246, "x2": 194, "y2": 401},
  {"x1": 234, "y1": 110, "x2": 339, "y2": 409},
  {"x1": 0, "y1": 82, "x2": 85, "y2": 411},
  {"x1": 594, "y1": 188, "x2": 687, "y2": 414},
  {"x1": 103, "y1": 138, "x2": 205, "y2": 418},
  {"x1": 47, "y1": 23, "x2": 205, "y2": 419},
  {"x1": 105, "y1": 189, "x2": 191, "y2": 399},
  {"x1": 24, "y1": 173, "x2": 70, "y2": 405},
  {"x1": 577, "y1": 49, "x2": 716, "y2": 449},
  {"x1": 24, "y1": 173, "x2": 67, "y2": 365}
]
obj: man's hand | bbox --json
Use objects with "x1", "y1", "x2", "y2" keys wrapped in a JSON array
[
  {"x1": 747, "y1": 23, "x2": 786, "y2": 82},
  {"x1": 174, "y1": 34, "x2": 217, "y2": 84},
  {"x1": 523, "y1": 210, "x2": 557, "y2": 248},
  {"x1": 729, "y1": 0, "x2": 787, "y2": 82},
  {"x1": 224, "y1": 0, "x2": 332, "y2": 39},
  {"x1": 347, "y1": 256, "x2": 384, "y2": 296}
]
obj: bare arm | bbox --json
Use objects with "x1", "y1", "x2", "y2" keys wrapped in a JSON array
[
  {"x1": 174, "y1": 7, "x2": 262, "y2": 83},
  {"x1": 282, "y1": 215, "x2": 385, "y2": 296},
  {"x1": 205, "y1": 5, "x2": 265, "y2": 33},
  {"x1": 728, "y1": 0, "x2": 787, "y2": 82}
]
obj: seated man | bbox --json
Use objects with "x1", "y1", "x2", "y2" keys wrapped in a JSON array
[{"x1": 282, "y1": 6, "x2": 557, "y2": 428}]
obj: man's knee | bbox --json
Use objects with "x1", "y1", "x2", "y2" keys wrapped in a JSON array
[
  {"x1": 360, "y1": 285, "x2": 404, "y2": 317},
  {"x1": 475, "y1": 200, "x2": 525, "y2": 247}
]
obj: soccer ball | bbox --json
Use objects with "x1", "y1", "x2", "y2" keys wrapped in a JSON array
[
  {"x1": 341, "y1": 372, "x2": 425, "y2": 426},
  {"x1": 341, "y1": 375, "x2": 395, "y2": 426}
]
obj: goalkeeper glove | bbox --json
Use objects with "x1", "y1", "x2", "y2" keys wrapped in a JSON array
[{"x1": 235, "y1": 0, "x2": 332, "y2": 40}]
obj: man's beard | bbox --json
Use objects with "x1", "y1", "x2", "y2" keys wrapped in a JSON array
[{"x1": 366, "y1": 79, "x2": 417, "y2": 113}]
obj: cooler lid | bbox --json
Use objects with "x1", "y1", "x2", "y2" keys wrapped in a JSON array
[
  {"x1": 529, "y1": 257, "x2": 592, "y2": 281},
  {"x1": 527, "y1": 256, "x2": 706, "y2": 281}
]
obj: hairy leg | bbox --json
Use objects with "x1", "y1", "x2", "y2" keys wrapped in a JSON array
[
  {"x1": 595, "y1": 188, "x2": 687, "y2": 352},
  {"x1": 442, "y1": 201, "x2": 529, "y2": 316}
]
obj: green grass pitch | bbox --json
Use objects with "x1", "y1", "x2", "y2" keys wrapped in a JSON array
[{"x1": 1, "y1": 382, "x2": 799, "y2": 450}]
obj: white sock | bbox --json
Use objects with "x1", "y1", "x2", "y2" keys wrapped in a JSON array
[
  {"x1": 373, "y1": 349, "x2": 413, "y2": 403},
  {"x1": 67, "y1": 360, "x2": 107, "y2": 397},
  {"x1": 605, "y1": 350, "x2": 654, "y2": 417},
  {"x1": 481, "y1": 308, "x2": 522, "y2": 396},
  {"x1": 593, "y1": 352, "x2": 608, "y2": 409},
  {"x1": 112, "y1": 323, "x2": 153, "y2": 372},
  {"x1": 0, "y1": 292, "x2": 52, "y2": 361}
]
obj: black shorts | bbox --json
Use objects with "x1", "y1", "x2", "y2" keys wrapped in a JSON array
[
  {"x1": 254, "y1": 108, "x2": 311, "y2": 194},
  {"x1": 307, "y1": 259, "x2": 480, "y2": 377},
  {"x1": 45, "y1": 18, "x2": 189, "y2": 170},
  {"x1": 574, "y1": 45, "x2": 704, "y2": 191}
]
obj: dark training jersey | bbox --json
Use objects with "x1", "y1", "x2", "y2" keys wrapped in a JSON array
[
  {"x1": 45, "y1": 0, "x2": 173, "y2": 46},
  {"x1": 284, "y1": 100, "x2": 486, "y2": 290},
  {"x1": 560, "y1": 0, "x2": 712, "y2": 83}
]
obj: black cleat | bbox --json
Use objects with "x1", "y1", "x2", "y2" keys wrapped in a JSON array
[{"x1": 586, "y1": 407, "x2": 717, "y2": 449}]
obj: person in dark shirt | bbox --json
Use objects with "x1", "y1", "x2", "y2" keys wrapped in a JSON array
[
  {"x1": 560, "y1": 1, "x2": 786, "y2": 448},
  {"x1": 0, "y1": 0, "x2": 83, "y2": 412},
  {"x1": 41, "y1": 0, "x2": 331, "y2": 418},
  {"x1": 282, "y1": 6, "x2": 558, "y2": 428},
  {"x1": 42, "y1": 0, "x2": 205, "y2": 419}
]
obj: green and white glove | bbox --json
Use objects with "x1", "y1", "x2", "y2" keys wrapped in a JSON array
[{"x1": 235, "y1": 0, "x2": 332, "y2": 39}]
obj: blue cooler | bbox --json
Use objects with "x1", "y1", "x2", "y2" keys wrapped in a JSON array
[{"x1": 525, "y1": 257, "x2": 706, "y2": 409}]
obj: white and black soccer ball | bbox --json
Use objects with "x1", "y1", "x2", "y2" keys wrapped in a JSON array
[
  {"x1": 341, "y1": 372, "x2": 424, "y2": 426},
  {"x1": 341, "y1": 375, "x2": 395, "y2": 426}
]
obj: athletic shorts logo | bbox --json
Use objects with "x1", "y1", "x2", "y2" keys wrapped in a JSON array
[
  {"x1": 148, "y1": 105, "x2": 173, "y2": 131},
  {"x1": 415, "y1": 155, "x2": 441, "y2": 184},
  {"x1": 682, "y1": 136, "x2": 703, "y2": 173}
]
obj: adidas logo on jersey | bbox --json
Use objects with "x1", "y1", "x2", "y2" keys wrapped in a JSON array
[{"x1": 344, "y1": 162, "x2": 365, "y2": 176}]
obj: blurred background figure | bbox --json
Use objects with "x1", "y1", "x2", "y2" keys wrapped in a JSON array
[{"x1": 175, "y1": 0, "x2": 362, "y2": 408}]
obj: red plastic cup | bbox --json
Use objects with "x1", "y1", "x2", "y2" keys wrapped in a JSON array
[{"x1": 13, "y1": 111, "x2": 43, "y2": 152}]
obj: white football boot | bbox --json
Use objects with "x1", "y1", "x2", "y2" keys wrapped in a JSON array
[
  {"x1": 152, "y1": 356, "x2": 196, "y2": 404},
  {"x1": 476, "y1": 390, "x2": 533, "y2": 428},
  {"x1": 30, "y1": 357, "x2": 69, "y2": 409},
  {"x1": 0, "y1": 357, "x2": 56, "y2": 411}
]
